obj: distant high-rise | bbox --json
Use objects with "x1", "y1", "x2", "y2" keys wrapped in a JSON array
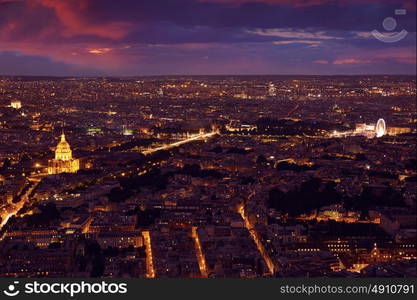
[
  {"x1": 48, "y1": 133, "x2": 79, "y2": 174},
  {"x1": 268, "y1": 83, "x2": 276, "y2": 97}
]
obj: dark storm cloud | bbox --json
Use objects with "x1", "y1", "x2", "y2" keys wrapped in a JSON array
[
  {"x1": 0, "y1": 0, "x2": 415, "y2": 75},
  {"x1": 81, "y1": 0, "x2": 416, "y2": 33}
]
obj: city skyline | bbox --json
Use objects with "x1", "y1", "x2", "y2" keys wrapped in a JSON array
[
  {"x1": 0, "y1": 0, "x2": 416, "y2": 76},
  {"x1": 0, "y1": 0, "x2": 416, "y2": 282},
  {"x1": 1, "y1": 75, "x2": 416, "y2": 278}
]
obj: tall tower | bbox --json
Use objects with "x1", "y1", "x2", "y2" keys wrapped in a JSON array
[
  {"x1": 48, "y1": 132, "x2": 79, "y2": 174},
  {"x1": 268, "y1": 83, "x2": 276, "y2": 97}
]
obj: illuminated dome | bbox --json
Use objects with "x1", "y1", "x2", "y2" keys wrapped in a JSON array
[
  {"x1": 48, "y1": 132, "x2": 79, "y2": 175},
  {"x1": 55, "y1": 133, "x2": 73, "y2": 161},
  {"x1": 375, "y1": 118, "x2": 386, "y2": 138}
]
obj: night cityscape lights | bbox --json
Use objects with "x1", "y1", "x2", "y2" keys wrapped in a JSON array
[
  {"x1": 0, "y1": 75, "x2": 415, "y2": 278},
  {"x1": 0, "y1": 0, "x2": 416, "y2": 281}
]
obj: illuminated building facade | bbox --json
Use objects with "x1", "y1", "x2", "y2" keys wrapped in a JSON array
[
  {"x1": 48, "y1": 133, "x2": 79, "y2": 174},
  {"x1": 10, "y1": 100, "x2": 22, "y2": 109},
  {"x1": 354, "y1": 118, "x2": 387, "y2": 138}
]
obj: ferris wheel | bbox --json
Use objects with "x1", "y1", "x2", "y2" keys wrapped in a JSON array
[{"x1": 375, "y1": 118, "x2": 386, "y2": 138}]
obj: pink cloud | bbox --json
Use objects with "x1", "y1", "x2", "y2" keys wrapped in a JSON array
[
  {"x1": 248, "y1": 28, "x2": 340, "y2": 40},
  {"x1": 31, "y1": 0, "x2": 133, "y2": 39},
  {"x1": 0, "y1": 0, "x2": 136, "y2": 71},
  {"x1": 332, "y1": 47, "x2": 416, "y2": 66},
  {"x1": 0, "y1": 41, "x2": 132, "y2": 70},
  {"x1": 147, "y1": 43, "x2": 229, "y2": 51},
  {"x1": 313, "y1": 60, "x2": 329, "y2": 64},
  {"x1": 372, "y1": 47, "x2": 416, "y2": 64},
  {"x1": 199, "y1": 0, "x2": 415, "y2": 10},
  {"x1": 333, "y1": 58, "x2": 371, "y2": 65}
]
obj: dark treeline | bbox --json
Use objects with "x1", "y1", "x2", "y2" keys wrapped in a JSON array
[
  {"x1": 268, "y1": 178, "x2": 341, "y2": 217},
  {"x1": 225, "y1": 118, "x2": 350, "y2": 136},
  {"x1": 108, "y1": 163, "x2": 224, "y2": 203},
  {"x1": 268, "y1": 177, "x2": 405, "y2": 217}
]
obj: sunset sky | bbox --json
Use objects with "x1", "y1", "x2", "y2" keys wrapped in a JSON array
[{"x1": 0, "y1": 0, "x2": 415, "y2": 76}]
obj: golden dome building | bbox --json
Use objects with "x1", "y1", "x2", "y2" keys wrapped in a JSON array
[{"x1": 48, "y1": 133, "x2": 79, "y2": 174}]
